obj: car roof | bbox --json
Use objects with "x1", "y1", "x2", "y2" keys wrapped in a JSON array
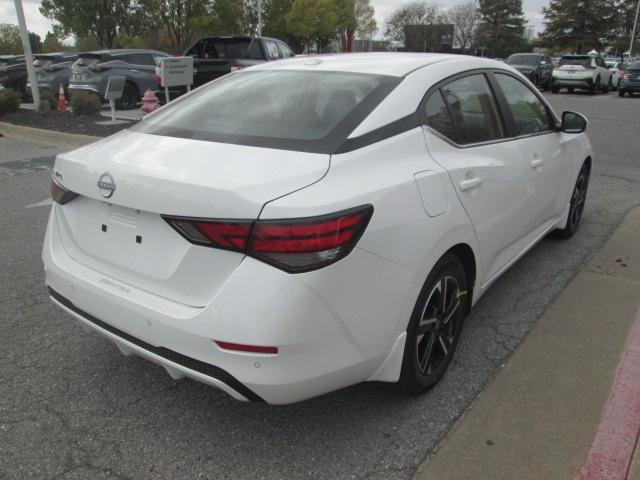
[
  {"x1": 251, "y1": 52, "x2": 505, "y2": 78},
  {"x1": 84, "y1": 49, "x2": 167, "y2": 55}
]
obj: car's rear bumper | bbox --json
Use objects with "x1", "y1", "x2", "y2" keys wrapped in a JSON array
[
  {"x1": 43, "y1": 205, "x2": 408, "y2": 404},
  {"x1": 620, "y1": 81, "x2": 640, "y2": 92},
  {"x1": 68, "y1": 84, "x2": 101, "y2": 95},
  {"x1": 552, "y1": 78, "x2": 593, "y2": 89}
]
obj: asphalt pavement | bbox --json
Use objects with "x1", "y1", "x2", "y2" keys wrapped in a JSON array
[{"x1": 1, "y1": 91, "x2": 640, "y2": 479}]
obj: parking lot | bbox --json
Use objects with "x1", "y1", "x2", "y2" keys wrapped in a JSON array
[{"x1": 1, "y1": 90, "x2": 640, "y2": 479}]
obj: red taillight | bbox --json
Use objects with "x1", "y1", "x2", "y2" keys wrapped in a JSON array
[
  {"x1": 215, "y1": 341, "x2": 278, "y2": 354},
  {"x1": 621, "y1": 72, "x2": 626, "y2": 80},
  {"x1": 50, "y1": 179, "x2": 79, "y2": 205},
  {"x1": 155, "y1": 74, "x2": 162, "y2": 86},
  {"x1": 163, "y1": 205, "x2": 373, "y2": 273},
  {"x1": 165, "y1": 218, "x2": 252, "y2": 252}
]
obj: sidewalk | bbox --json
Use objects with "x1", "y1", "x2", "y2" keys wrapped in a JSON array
[{"x1": 415, "y1": 206, "x2": 640, "y2": 480}]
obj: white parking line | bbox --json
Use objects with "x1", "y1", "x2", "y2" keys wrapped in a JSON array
[{"x1": 26, "y1": 198, "x2": 53, "y2": 208}]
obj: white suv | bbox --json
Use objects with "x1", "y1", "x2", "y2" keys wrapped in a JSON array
[{"x1": 552, "y1": 55, "x2": 612, "y2": 94}]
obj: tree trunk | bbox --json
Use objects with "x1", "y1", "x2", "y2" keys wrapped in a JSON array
[{"x1": 346, "y1": 28, "x2": 354, "y2": 52}]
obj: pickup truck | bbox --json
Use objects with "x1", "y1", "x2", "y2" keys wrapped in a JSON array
[{"x1": 185, "y1": 36, "x2": 295, "y2": 88}]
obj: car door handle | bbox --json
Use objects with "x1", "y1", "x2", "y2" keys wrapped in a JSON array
[
  {"x1": 459, "y1": 177, "x2": 482, "y2": 191},
  {"x1": 530, "y1": 158, "x2": 545, "y2": 169}
]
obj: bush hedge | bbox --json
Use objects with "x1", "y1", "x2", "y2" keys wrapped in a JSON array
[
  {"x1": 39, "y1": 89, "x2": 58, "y2": 111},
  {"x1": 70, "y1": 92, "x2": 101, "y2": 116},
  {"x1": 0, "y1": 89, "x2": 22, "y2": 114}
]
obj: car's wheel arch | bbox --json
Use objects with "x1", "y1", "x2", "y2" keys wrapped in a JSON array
[{"x1": 368, "y1": 237, "x2": 480, "y2": 383}]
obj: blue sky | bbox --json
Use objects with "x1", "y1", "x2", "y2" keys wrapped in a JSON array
[{"x1": 0, "y1": 0, "x2": 549, "y2": 42}]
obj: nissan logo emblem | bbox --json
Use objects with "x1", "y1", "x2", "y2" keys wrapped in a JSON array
[{"x1": 97, "y1": 173, "x2": 116, "y2": 198}]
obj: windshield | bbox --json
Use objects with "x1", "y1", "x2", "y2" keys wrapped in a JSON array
[
  {"x1": 507, "y1": 54, "x2": 538, "y2": 66},
  {"x1": 559, "y1": 56, "x2": 592, "y2": 68},
  {"x1": 133, "y1": 70, "x2": 400, "y2": 153}
]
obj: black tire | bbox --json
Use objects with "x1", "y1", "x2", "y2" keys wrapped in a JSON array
[
  {"x1": 551, "y1": 84, "x2": 560, "y2": 94},
  {"x1": 553, "y1": 165, "x2": 590, "y2": 239},
  {"x1": 115, "y1": 82, "x2": 139, "y2": 110},
  {"x1": 589, "y1": 79, "x2": 597, "y2": 95},
  {"x1": 568, "y1": 87, "x2": 575, "y2": 94},
  {"x1": 398, "y1": 253, "x2": 469, "y2": 393},
  {"x1": 604, "y1": 77, "x2": 611, "y2": 93},
  {"x1": 619, "y1": 89, "x2": 626, "y2": 97}
]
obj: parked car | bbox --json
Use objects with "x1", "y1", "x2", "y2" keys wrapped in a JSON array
[
  {"x1": 185, "y1": 36, "x2": 295, "y2": 88},
  {"x1": 0, "y1": 55, "x2": 27, "y2": 98},
  {"x1": 605, "y1": 60, "x2": 626, "y2": 89},
  {"x1": 45, "y1": 53, "x2": 592, "y2": 404},
  {"x1": 551, "y1": 54, "x2": 612, "y2": 94},
  {"x1": 618, "y1": 61, "x2": 640, "y2": 96},
  {"x1": 68, "y1": 49, "x2": 172, "y2": 109},
  {"x1": 26, "y1": 52, "x2": 79, "y2": 99},
  {"x1": 505, "y1": 53, "x2": 554, "y2": 90}
]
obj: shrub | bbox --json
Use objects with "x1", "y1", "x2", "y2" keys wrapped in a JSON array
[
  {"x1": 39, "y1": 89, "x2": 58, "y2": 111},
  {"x1": 0, "y1": 89, "x2": 22, "y2": 114},
  {"x1": 70, "y1": 92, "x2": 101, "y2": 116}
]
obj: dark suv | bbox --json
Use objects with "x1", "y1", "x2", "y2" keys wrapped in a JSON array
[
  {"x1": 505, "y1": 53, "x2": 554, "y2": 90},
  {"x1": 186, "y1": 36, "x2": 295, "y2": 88},
  {"x1": 68, "y1": 49, "x2": 171, "y2": 109},
  {"x1": 26, "y1": 52, "x2": 79, "y2": 99},
  {"x1": 0, "y1": 55, "x2": 27, "y2": 97}
]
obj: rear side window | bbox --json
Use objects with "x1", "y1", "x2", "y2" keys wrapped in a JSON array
[
  {"x1": 248, "y1": 41, "x2": 264, "y2": 59},
  {"x1": 265, "y1": 40, "x2": 280, "y2": 59},
  {"x1": 495, "y1": 74, "x2": 553, "y2": 135},
  {"x1": 440, "y1": 74, "x2": 504, "y2": 145},
  {"x1": 424, "y1": 90, "x2": 457, "y2": 142},
  {"x1": 124, "y1": 53, "x2": 154, "y2": 65},
  {"x1": 132, "y1": 70, "x2": 399, "y2": 153},
  {"x1": 277, "y1": 42, "x2": 294, "y2": 58}
]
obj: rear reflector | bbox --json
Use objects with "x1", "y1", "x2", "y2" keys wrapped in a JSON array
[
  {"x1": 50, "y1": 179, "x2": 79, "y2": 205},
  {"x1": 163, "y1": 205, "x2": 373, "y2": 273},
  {"x1": 215, "y1": 341, "x2": 278, "y2": 354}
]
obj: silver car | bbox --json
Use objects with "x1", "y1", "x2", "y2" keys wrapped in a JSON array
[{"x1": 68, "y1": 49, "x2": 170, "y2": 109}]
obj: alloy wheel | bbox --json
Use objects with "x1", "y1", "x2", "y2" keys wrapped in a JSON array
[
  {"x1": 568, "y1": 173, "x2": 587, "y2": 230},
  {"x1": 416, "y1": 275, "x2": 461, "y2": 376}
]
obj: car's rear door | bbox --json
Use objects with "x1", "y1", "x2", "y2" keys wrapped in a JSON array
[
  {"x1": 492, "y1": 72, "x2": 571, "y2": 225},
  {"x1": 422, "y1": 72, "x2": 545, "y2": 285}
]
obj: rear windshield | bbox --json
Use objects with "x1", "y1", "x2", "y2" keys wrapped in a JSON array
[
  {"x1": 187, "y1": 38, "x2": 252, "y2": 59},
  {"x1": 507, "y1": 54, "x2": 538, "y2": 66},
  {"x1": 133, "y1": 70, "x2": 400, "y2": 153},
  {"x1": 73, "y1": 56, "x2": 102, "y2": 67},
  {"x1": 559, "y1": 56, "x2": 592, "y2": 67}
]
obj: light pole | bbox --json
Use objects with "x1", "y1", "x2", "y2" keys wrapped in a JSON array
[
  {"x1": 630, "y1": 0, "x2": 640, "y2": 58},
  {"x1": 12, "y1": 0, "x2": 39, "y2": 110}
]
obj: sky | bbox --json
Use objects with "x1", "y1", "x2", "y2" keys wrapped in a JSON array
[{"x1": 0, "y1": 0, "x2": 549, "y2": 42}]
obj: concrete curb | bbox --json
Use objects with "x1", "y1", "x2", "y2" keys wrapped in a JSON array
[
  {"x1": 0, "y1": 121, "x2": 100, "y2": 150},
  {"x1": 415, "y1": 206, "x2": 640, "y2": 480}
]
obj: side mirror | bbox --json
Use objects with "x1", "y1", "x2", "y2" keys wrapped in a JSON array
[{"x1": 562, "y1": 111, "x2": 587, "y2": 134}]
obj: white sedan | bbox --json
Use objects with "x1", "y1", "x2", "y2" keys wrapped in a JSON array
[{"x1": 44, "y1": 53, "x2": 592, "y2": 404}]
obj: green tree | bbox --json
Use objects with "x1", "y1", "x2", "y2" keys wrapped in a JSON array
[
  {"x1": 42, "y1": 31, "x2": 65, "y2": 53},
  {"x1": 262, "y1": 0, "x2": 304, "y2": 51},
  {"x1": 209, "y1": 0, "x2": 244, "y2": 34},
  {"x1": 475, "y1": 0, "x2": 528, "y2": 57},
  {"x1": 286, "y1": 0, "x2": 338, "y2": 52},
  {"x1": 383, "y1": 1, "x2": 444, "y2": 42},
  {"x1": 447, "y1": 1, "x2": 480, "y2": 51},
  {"x1": 0, "y1": 23, "x2": 22, "y2": 55},
  {"x1": 540, "y1": 0, "x2": 617, "y2": 53},
  {"x1": 139, "y1": 0, "x2": 211, "y2": 52},
  {"x1": 40, "y1": 0, "x2": 140, "y2": 49}
]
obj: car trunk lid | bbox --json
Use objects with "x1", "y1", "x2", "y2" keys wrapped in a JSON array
[{"x1": 51, "y1": 130, "x2": 330, "y2": 307}]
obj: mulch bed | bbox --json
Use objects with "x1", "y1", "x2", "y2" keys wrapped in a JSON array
[{"x1": 0, "y1": 108, "x2": 135, "y2": 137}]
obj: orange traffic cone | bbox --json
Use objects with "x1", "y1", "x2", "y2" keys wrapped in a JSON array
[{"x1": 58, "y1": 83, "x2": 66, "y2": 112}]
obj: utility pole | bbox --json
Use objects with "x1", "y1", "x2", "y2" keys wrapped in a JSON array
[
  {"x1": 630, "y1": 0, "x2": 640, "y2": 58},
  {"x1": 13, "y1": 0, "x2": 39, "y2": 110}
]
